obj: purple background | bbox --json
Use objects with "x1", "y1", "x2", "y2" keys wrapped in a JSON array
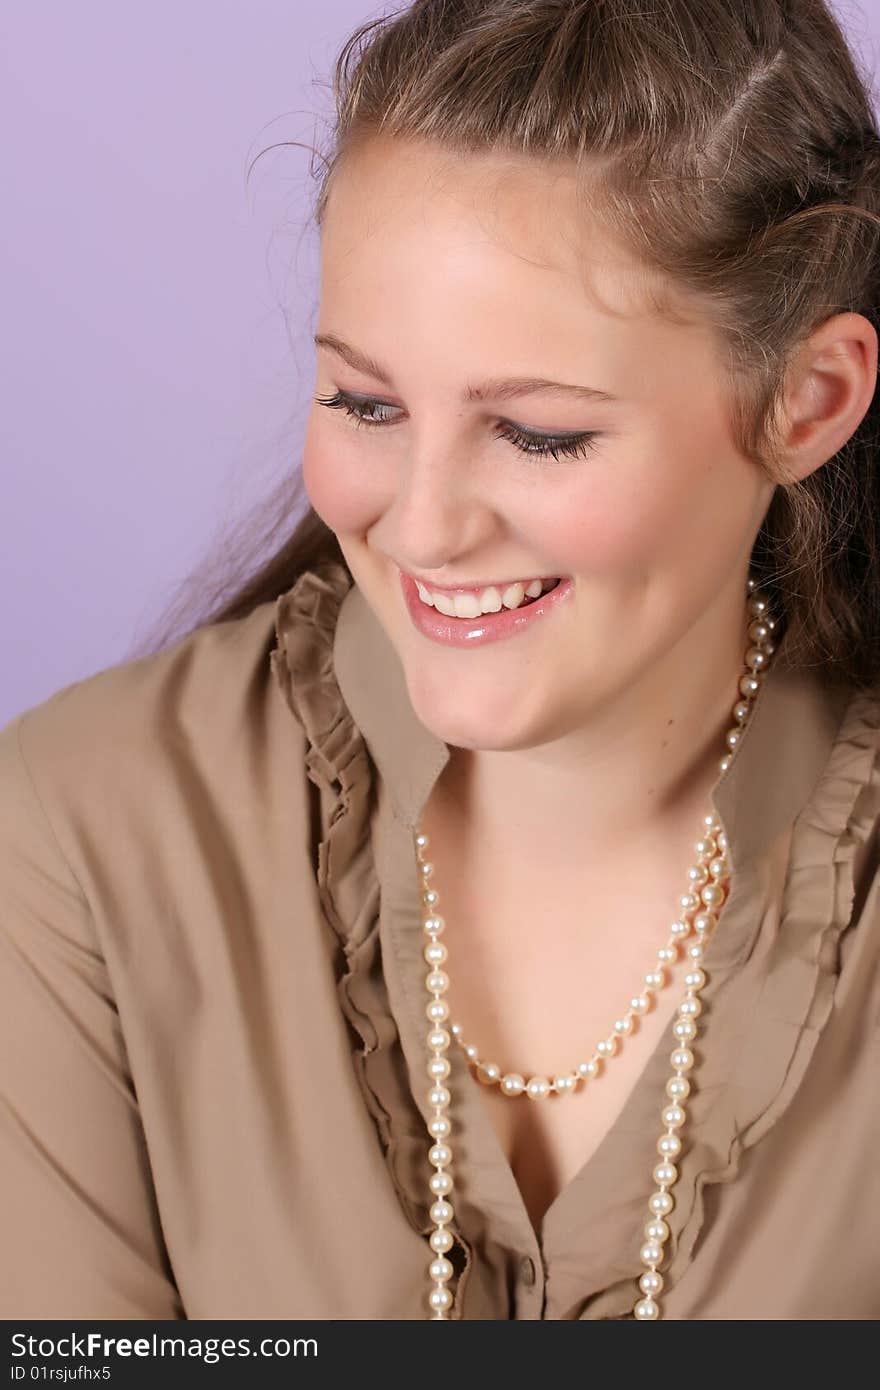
[{"x1": 3, "y1": 2, "x2": 879, "y2": 726}]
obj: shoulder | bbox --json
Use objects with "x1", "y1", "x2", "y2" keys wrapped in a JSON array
[{"x1": 0, "y1": 601, "x2": 309, "y2": 886}]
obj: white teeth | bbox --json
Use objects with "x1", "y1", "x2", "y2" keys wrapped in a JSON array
[
  {"x1": 414, "y1": 575, "x2": 560, "y2": 617},
  {"x1": 478, "y1": 586, "x2": 503, "y2": 613},
  {"x1": 501, "y1": 582, "x2": 525, "y2": 609},
  {"x1": 453, "y1": 592, "x2": 482, "y2": 618}
]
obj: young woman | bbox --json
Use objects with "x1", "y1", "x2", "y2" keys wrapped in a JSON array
[{"x1": 2, "y1": 0, "x2": 879, "y2": 1320}]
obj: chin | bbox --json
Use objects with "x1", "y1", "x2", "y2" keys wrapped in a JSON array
[{"x1": 401, "y1": 663, "x2": 553, "y2": 753}]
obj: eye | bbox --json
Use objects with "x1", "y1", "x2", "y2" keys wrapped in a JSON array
[{"x1": 314, "y1": 390, "x2": 601, "y2": 463}]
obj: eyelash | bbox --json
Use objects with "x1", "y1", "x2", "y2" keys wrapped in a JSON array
[{"x1": 313, "y1": 390, "x2": 601, "y2": 463}]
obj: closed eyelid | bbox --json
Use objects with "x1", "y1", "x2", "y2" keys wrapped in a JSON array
[
  {"x1": 320, "y1": 386, "x2": 596, "y2": 437},
  {"x1": 314, "y1": 387, "x2": 602, "y2": 463}
]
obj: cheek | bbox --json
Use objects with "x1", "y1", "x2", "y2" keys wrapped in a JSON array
[
  {"x1": 541, "y1": 469, "x2": 684, "y2": 578},
  {"x1": 301, "y1": 419, "x2": 386, "y2": 535},
  {"x1": 546, "y1": 438, "x2": 750, "y2": 581}
]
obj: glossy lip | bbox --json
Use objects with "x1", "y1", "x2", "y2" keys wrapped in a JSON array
[{"x1": 399, "y1": 568, "x2": 574, "y2": 648}]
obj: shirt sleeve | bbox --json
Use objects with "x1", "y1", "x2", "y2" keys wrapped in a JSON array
[{"x1": 0, "y1": 711, "x2": 184, "y2": 1319}]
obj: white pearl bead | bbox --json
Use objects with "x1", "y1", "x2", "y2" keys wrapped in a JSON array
[
  {"x1": 501, "y1": 1072, "x2": 525, "y2": 1096},
  {"x1": 450, "y1": 1022, "x2": 462, "y2": 1036},
  {"x1": 662, "y1": 1103, "x2": 686, "y2": 1128},
  {"x1": 428, "y1": 1286, "x2": 453, "y2": 1312},
  {"x1": 426, "y1": 999, "x2": 449, "y2": 1022},
  {"x1": 693, "y1": 912, "x2": 716, "y2": 934},
  {"x1": 423, "y1": 914, "x2": 444, "y2": 934},
  {"x1": 645, "y1": 969, "x2": 665, "y2": 989},
  {"x1": 657, "y1": 1133, "x2": 682, "y2": 1158},
  {"x1": 428, "y1": 1028, "x2": 451, "y2": 1052},
  {"x1": 700, "y1": 884, "x2": 724, "y2": 907},
  {"x1": 673, "y1": 1017, "x2": 697, "y2": 1041},
  {"x1": 526, "y1": 1076, "x2": 551, "y2": 1098},
  {"x1": 429, "y1": 1143, "x2": 451, "y2": 1167},
  {"x1": 686, "y1": 864, "x2": 709, "y2": 886},
  {"x1": 650, "y1": 1191, "x2": 674, "y2": 1216},
  {"x1": 687, "y1": 942, "x2": 704, "y2": 961},
  {"x1": 653, "y1": 1161, "x2": 677, "y2": 1185},
  {"x1": 430, "y1": 1228, "x2": 453, "y2": 1253},
  {"x1": 613, "y1": 1015, "x2": 634, "y2": 1036},
  {"x1": 630, "y1": 994, "x2": 650, "y2": 1014},
  {"x1": 426, "y1": 969, "x2": 449, "y2": 993},
  {"x1": 420, "y1": 861, "x2": 434, "y2": 879},
  {"x1": 429, "y1": 1171, "x2": 453, "y2": 1195},
  {"x1": 464, "y1": 1044, "x2": 479, "y2": 1061},
  {"x1": 657, "y1": 945, "x2": 677, "y2": 964},
  {"x1": 429, "y1": 1199, "x2": 453, "y2": 1223},
  {"x1": 429, "y1": 1116, "x2": 451, "y2": 1139},
  {"x1": 670, "y1": 918, "x2": 689, "y2": 937},
  {"x1": 640, "y1": 1240, "x2": 663, "y2": 1265},
  {"x1": 646, "y1": 1218, "x2": 669, "y2": 1242},
  {"x1": 640, "y1": 1271, "x2": 664, "y2": 1296},
  {"x1": 685, "y1": 968, "x2": 706, "y2": 990},
  {"x1": 424, "y1": 941, "x2": 447, "y2": 965},
  {"x1": 427, "y1": 1056, "x2": 450, "y2": 1081},
  {"x1": 666, "y1": 1076, "x2": 689, "y2": 1100},
  {"x1": 429, "y1": 1256, "x2": 453, "y2": 1283},
  {"x1": 671, "y1": 1047, "x2": 694, "y2": 1070},
  {"x1": 415, "y1": 833, "x2": 429, "y2": 849},
  {"x1": 428, "y1": 1085, "x2": 451, "y2": 1108},
  {"x1": 423, "y1": 890, "x2": 440, "y2": 908},
  {"x1": 596, "y1": 1036, "x2": 618, "y2": 1058},
  {"x1": 476, "y1": 1062, "x2": 501, "y2": 1084},
  {"x1": 746, "y1": 645, "x2": 768, "y2": 671},
  {"x1": 634, "y1": 1297, "x2": 660, "y2": 1319},
  {"x1": 679, "y1": 892, "x2": 700, "y2": 913},
  {"x1": 554, "y1": 1072, "x2": 577, "y2": 1093},
  {"x1": 577, "y1": 1058, "x2": 601, "y2": 1079},
  {"x1": 678, "y1": 996, "x2": 702, "y2": 1019}
]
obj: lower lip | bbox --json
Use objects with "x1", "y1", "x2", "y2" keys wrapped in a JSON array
[{"x1": 399, "y1": 570, "x2": 574, "y2": 648}]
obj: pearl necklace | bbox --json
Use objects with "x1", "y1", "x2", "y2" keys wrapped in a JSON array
[{"x1": 413, "y1": 576, "x2": 777, "y2": 1319}]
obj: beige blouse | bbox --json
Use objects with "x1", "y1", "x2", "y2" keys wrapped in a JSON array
[{"x1": 1, "y1": 560, "x2": 879, "y2": 1320}]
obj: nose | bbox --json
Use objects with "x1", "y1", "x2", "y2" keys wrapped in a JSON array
[{"x1": 372, "y1": 445, "x2": 498, "y2": 571}]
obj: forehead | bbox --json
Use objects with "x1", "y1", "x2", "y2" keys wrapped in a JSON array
[{"x1": 321, "y1": 134, "x2": 693, "y2": 327}]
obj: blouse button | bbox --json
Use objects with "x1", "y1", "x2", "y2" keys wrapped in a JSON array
[{"x1": 519, "y1": 1256, "x2": 537, "y2": 1286}]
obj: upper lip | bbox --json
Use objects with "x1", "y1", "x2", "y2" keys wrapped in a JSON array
[{"x1": 402, "y1": 568, "x2": 561, "y2": 596}]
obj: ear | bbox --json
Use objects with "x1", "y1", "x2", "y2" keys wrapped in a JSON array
[{"x1": 776, "y1": 311, "x2": 878, "y2": 483}]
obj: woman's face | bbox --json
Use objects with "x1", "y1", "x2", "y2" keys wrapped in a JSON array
[{"x1": 302, "y1": 134, "x2": 775, "y2": 753}]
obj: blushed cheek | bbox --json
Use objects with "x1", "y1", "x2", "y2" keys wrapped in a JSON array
[
  {"x1": 301, "y1": 430, "x2": 386, "y2": 538},
  {"x1": 540, "y1": 473, "x2": 680, "y2": 580}
]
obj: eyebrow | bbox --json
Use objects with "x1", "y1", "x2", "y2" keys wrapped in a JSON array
[{"x1": 314, "y1": 332, "x2": 621, "y2": 405}]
